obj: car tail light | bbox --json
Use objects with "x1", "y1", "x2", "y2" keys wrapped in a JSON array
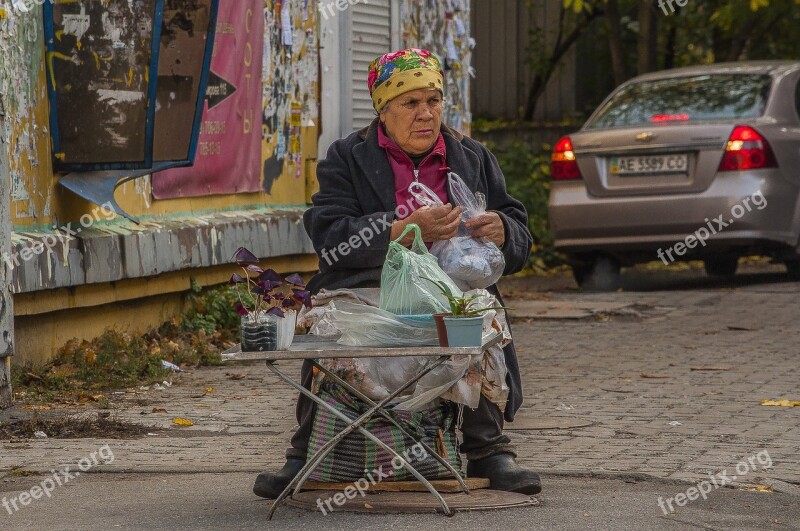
[
  {"x1": 651, "y1": 113, "x2": 690, "y2": 123},
  {"x1": 551, "y1": 136, "x2": 582, "y2": 180},
  {"x1": 718, "y1": 125, "x2": 777, "y2": 171}
]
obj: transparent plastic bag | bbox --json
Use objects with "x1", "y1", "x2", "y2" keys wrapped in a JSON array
[
  {"x1": 327, "y1": 300, "x2": 439, "y2": 347},
  {"x1": 410, "y1": 173, "x2": 505, "y2": 290},
  {"x1": 378, "y1": 223, "x2": 461, "y2": 315}
]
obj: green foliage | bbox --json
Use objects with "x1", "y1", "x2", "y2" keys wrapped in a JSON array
[
  {"x1": 11, "y1": 283, "x2": 243, "y2": 402},
  {"x1": 422, "y1": 277, "x2": 511, "y2": 316},
  {"x1": 490, "y1": 140, "x2": 564, "y2": 271},
  {"x1": 181, "y1": 281, "x2": 241, "y2": 336}
]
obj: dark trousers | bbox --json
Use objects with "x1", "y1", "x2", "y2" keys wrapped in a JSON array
[{"x1": 286, "y1": 359, "x2": 514, "y2": 462}]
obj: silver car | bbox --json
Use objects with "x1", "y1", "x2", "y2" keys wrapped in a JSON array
[{"x1": 549, "y1": 61, "x2": 800, "y2": 289}]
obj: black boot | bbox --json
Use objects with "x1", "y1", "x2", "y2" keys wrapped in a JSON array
[
  {"x1": 466, "y1": 453, "x2": 542, "y2": 494},
  {"x1": 252, "y1": 457, "x2": 306, "y2": 499}
]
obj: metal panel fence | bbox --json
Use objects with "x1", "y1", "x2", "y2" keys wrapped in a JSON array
[{"x1": 470, "y1": 0, "x2": 577, "y2": 121}]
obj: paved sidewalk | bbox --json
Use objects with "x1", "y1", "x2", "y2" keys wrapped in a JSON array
[{"x1": 2, "y1": 269, "x2": 800, "y2": 493}]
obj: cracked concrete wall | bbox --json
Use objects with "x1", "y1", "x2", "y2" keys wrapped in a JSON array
[
  {"x1": 0, "y1": 2, "x2": 20, "y2": 408},
  {"x1": 0, "y1": 93, "x2": 14, "y2": 409}
]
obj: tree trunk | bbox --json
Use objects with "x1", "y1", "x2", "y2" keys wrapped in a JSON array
[
  {"x1": 605, "y1": 0, "x2": 628, "y2": 86},
  {"x1": 637, "y1": 0, "x2": 658, "y2": 75},
  {"x1": 726, "y1": 17, "x2": 758, "y2": 61},
  {"x1": 523, "y1": 5, "x2": 601, "y2": 121},
  {"x1": 663, "y1": 20, "x2": 678, "y2": 70},
  {"x1": 0, "y1": 94, "x2": 14, "y2": 409}
]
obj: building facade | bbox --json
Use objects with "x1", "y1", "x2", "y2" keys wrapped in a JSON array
[{"x1": 0, "y1": 0, "x2": 472, "y2": 399}]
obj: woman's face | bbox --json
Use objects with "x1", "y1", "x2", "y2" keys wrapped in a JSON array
[{"x1": 379, "y1": 89, "x2": 443, "y2": 156}]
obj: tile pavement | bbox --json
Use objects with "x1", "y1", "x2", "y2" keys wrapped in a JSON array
[{"x1": 2, "y1": 274, "x2": 799, "y2": 491}]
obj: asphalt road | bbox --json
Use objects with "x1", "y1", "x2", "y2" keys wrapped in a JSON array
[{"x1": 2, "y1": 473, "x2": 799, "y2": 530}]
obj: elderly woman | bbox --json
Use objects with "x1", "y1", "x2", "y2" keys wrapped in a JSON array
[{"x1": 254, "y1": 49, "x2": 539, "y2": 497}]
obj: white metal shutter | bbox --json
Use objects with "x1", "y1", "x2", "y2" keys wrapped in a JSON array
[{"x1": 350, "y1": 0, "x2": 392, "y2": 130}]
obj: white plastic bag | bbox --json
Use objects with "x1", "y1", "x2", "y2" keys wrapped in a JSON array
[{"x1": 410, "y1": 174, "x2": 505, "y2": 290}]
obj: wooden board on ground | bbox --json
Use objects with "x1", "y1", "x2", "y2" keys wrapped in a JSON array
[
  {"x1": 301, "y1": 478, "x2": 490, "y2": 493},
  {"x1": 288, "y1": 488, "x2": 538, "y2": 514}
]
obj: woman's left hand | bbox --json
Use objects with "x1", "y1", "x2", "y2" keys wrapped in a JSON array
[{"x1": 465, "y1": 212, "x2": 505, "y2": 248}]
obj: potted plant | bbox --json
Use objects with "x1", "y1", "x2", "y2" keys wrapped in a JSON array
[
  {"x1": 424, "y1": 278, "x2": 510, "y2": 347},
  {"x1": 230, "y1": 247, "x2": 312, "y2": 351}
]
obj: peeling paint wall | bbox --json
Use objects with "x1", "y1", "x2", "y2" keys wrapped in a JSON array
[
  {"x1": 0, "y1": 0, "x2": 20, "y2": 406},
  {"x1": 400, "y1": 0, "x2": 472, "y2": 133},
  {"x1": 3, "y1": 1, "x2": 319, "y2": 229},
  {"x1": 260, "y1": 0, "x2": 319, "y2": 204},
  {"x1": 0, "y1": 2, "x2": 54, "y2": 227},
  {"x1": 0, "y1": 111, "x2": 12, "y2": 404}
]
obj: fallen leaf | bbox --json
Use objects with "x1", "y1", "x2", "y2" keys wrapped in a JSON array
[
  {"x1": 172, "y1": 418, "x2": 194, "y2": 427},
  {"x1": 761, "y1": 399, "x2": 800, "y2": 408},
  {"x1": 364, "y1": 503, "x2": 373, "y2": 509},
  {"x1": 226, "y1": 372, "x2": 247, "y2": 380},
  {"x1": 21, "y1": 405, "x2": 51, "y2": 410},
  {"x1": 205, "y1": 387, "x2": 215, "y2": 393},
  {"x1": 753, "y1": 485, "x2": 774, "y2": 492},
  {"x1": 690, "y1": 366, "x2": 731, "y2": 371},
  {"x1": 641, "y1": 373, "x2": 670, "y2": 379},
  {"x1": 152, "y1": 408, "x2": 168, "y2": 414}
]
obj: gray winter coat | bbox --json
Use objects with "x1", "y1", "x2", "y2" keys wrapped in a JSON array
[{"x1": 302, "y1": 119, "x2": 533, "y2": 420}]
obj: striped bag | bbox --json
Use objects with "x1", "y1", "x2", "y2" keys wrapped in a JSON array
[{"x1": 307, "y1": 383, "x2": 462, "y2": 482}]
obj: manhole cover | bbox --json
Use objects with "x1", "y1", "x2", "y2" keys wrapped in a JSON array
[{"x1": 287, "y1": 488, "x2": 538, "y2": 514}]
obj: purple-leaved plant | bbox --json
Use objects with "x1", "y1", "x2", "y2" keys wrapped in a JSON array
[{"x1": 230, "y1": 247, "x2": 312, "y2": 320}]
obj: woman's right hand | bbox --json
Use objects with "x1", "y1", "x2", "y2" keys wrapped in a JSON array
[{"x1": 391, "y1": 204, "x2": 462, "y2": 245}]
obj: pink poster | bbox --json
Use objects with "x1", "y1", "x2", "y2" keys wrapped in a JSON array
[{"x1": 153, "y1": 0, "x2": 264, "y2": 199}]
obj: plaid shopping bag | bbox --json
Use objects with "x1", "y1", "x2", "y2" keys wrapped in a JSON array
[{"x1": 307, "y1": 383, "x2": 462, "y2": 482}]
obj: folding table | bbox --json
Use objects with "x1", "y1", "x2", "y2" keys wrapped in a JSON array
[{"x1": 222, "y1": 332, "x2": 503, "y2": 518}]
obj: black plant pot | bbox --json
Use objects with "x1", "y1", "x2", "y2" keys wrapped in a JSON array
[
  {"x1": 240, "y1": 312, "x2": 296, "y2": 352},
  {"x1": 241, "y1": 317, "x2": 278, "y2": 352}
]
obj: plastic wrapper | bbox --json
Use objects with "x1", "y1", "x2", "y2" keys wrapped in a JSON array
[
  {"x1": 410, "y1": 175, "x2": 505, "y2": 290},
  {"x1": 314, "y1": 289, "x2": 512, "y2": 412},
  {"x1": 378, "y1": 223, "x2": 461, "y2": 315},
  {"x1": 327, "y1": 300, "x2": 439, "y2": 347}
]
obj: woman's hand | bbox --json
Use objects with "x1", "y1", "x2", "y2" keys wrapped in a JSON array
[
  {"x1": 465, "y1": 212, "x2": 506, "y2": 248},
  {"x1": 391, "y1": 204, "x2": 462, "y2": 245}
]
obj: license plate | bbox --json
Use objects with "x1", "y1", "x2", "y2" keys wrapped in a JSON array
[{"x1": 610, "y1": 154, "x2": 689, "y2": 176}]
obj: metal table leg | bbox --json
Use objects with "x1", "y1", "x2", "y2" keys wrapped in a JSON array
[
  {"x1": 310, "y1": 359, "x2": 470, "y2": 495},
  {"x1": 265, "y1": 358, "x2": 455, "y2": 518}
]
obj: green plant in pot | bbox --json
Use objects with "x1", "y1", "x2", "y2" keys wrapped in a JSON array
[
  {"x1": 230, "y1": 247, "x2": 312, "y2": 351},
  {"x1": 424, "y1": 278, "x2": 510, "y2": 347}
]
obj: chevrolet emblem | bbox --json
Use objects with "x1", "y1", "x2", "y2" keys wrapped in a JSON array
[{"x1": 636, "y1": 132, "x2": 655, "y2": 143}]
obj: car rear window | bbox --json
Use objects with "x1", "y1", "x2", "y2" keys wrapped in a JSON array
[{"x1": 586, "y1": 74, "x2": 772, "y2": 129}]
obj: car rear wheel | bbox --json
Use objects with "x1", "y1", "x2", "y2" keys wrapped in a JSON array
[
  {"x1": 785, "y1": 259, "x2": 800, "y2": 279},
  {"x1": 572, "y1": 255, "x2": 621, "y2": 291},
  {"x1": 704, "y1": 255, "x2": 738, "y2": 277}
]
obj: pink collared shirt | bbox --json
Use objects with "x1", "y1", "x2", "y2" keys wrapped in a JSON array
[{"x1": 377, "y1": 125, "x2": 450, "y2": 219}]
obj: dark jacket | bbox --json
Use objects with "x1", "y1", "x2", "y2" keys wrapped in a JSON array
[{"x1": 302, "y1": 119, "x2": 533, "y2": 420}]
